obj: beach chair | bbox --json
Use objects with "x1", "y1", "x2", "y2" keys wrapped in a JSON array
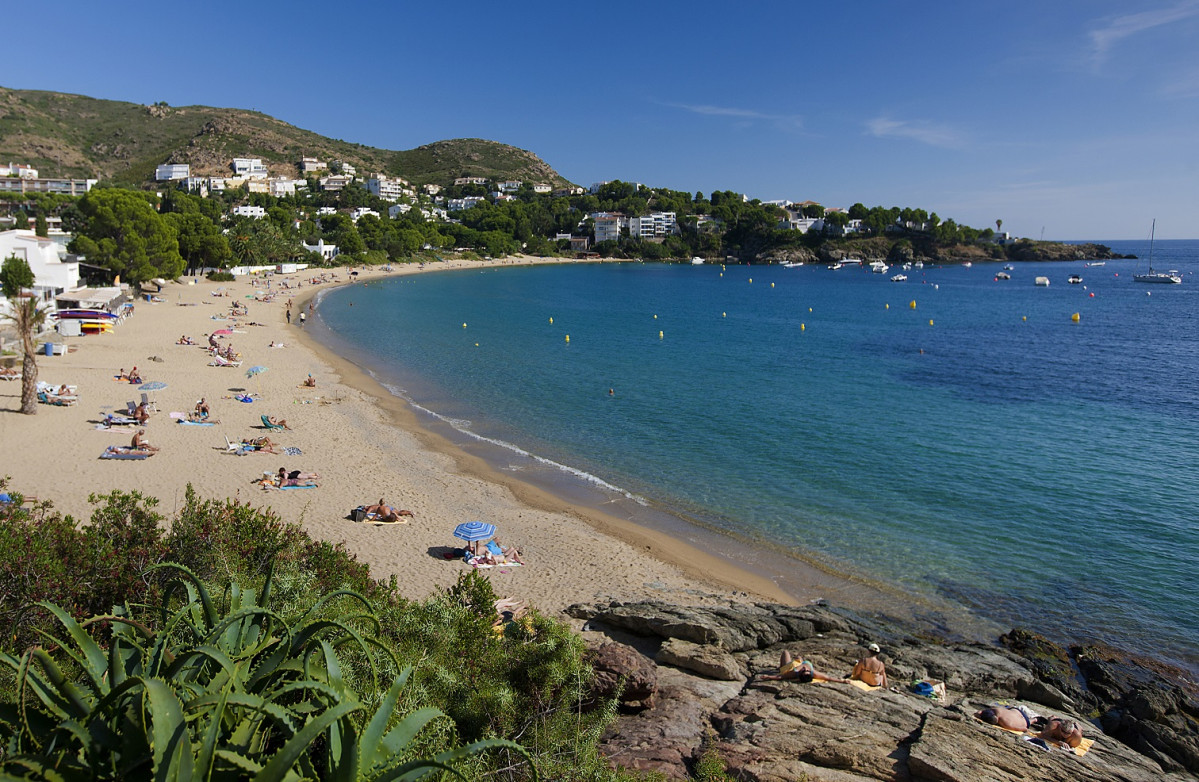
[
  {"x1": 261, "y1": 415, "x2": 285, "y2": 431},
  {"x1": 208, "y1": 355, "x2": 242, "y2": 368},
  {"x1": 140, "y1": 392, "x2": 158, "y2": 413}
]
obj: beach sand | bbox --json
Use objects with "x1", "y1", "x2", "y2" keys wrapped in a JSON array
[{"x1": 1, "y1": 258, "x2": 809, "y2": 613}]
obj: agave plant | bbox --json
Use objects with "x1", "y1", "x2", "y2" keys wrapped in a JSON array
[{"x1": 0, "y1": 562, "x2": 535, "y2": 780}]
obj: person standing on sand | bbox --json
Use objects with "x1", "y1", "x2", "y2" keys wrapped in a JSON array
[
  {"x1": 299, "y1": 311, "x2": 306, "y2": 326},
  {"x1": 286, "y1": 309, "x2": 291, "y2": 324}
]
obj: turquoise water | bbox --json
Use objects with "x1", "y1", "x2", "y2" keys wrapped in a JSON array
[{"x1": 316, "y1": 242, "x2": 1199, "y2": 673}]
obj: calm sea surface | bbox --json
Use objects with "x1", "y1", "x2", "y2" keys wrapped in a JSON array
[{"x1": 315, "y1": 241, "x2": 1199, "y2": 673}]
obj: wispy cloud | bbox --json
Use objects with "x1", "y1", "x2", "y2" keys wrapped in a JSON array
[
  {"x1": 1158, "y1": 66, "x2": 1199, "y2": 97},
  {"x1": 662, "y1": 102, "x2": 803, "y2": 129},
  {"x1": 865, "y1": 117, "x2": 965, "y2": 149},
  {"x1": 1088, "y1": 1, "x2": 1199, "y2": 65}
]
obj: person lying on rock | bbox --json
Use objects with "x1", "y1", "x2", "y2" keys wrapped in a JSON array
[
  {"x1": 759, "y1": 650, "x2": 848, "y2": 683},
  {"x1": 850, "y1": 643, "x2": 888, "y2": 687},
  {"x1": 975, "y1": 706, "x2": 1083, "y2": 749}
]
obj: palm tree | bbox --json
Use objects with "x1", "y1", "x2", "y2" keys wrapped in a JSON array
[{"x1": 3, "y1": 297, "x2": 47, "y2": 414}]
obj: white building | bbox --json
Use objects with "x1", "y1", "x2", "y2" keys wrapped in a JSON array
[
  {"x1": 245, "y1": 180, "x2": 269, "y2": 194},
  {"x1": 553, "y1": 186, "x2": 584, "y2": 197},
  {"x1": 183, "y1": 176, "x2": 208, "y2": 194},
  {"x1": 423, "y1": 183, "x2": 442, "y2": 195},
  {"x1": 316, "y1": 207, "x2": 338, "y2": 216},
  {"x1": 0, "y1": 163, "x2": 39, "y2": 179},
  {"x1": 628, "y1": 212, "x2": 677, "y2": 238},
  {"x1": 207, "y1": 177, "x2": 227, "y2": 192},
  {"x1": 593, "y1": 212, "x2": 623, "y2": 243},
  {"x1": 302, "y1": 238, "x2": 339, "y2": 261},
  {"x1": 269, "y1": 178, "x2": 306, "y2": 198},
  {"x1": 366, "y1": 175, "x2": 408, "y2": 202},
  {"x1": 333, "y1": 161, "x2": 356, "y2": 176},
  {"x1": 388, "y1": 203, "x2": 412, "y2": 218},
  {"x1": 497, "y1": 180, "x2": 522, "y2": 193},
  {"x1": 0, "y1": 230, "x2": 80, "y2": 318},
  {"x1": 319, "y1": 175, "x2": 354, "y2": 192},
  {"x1": 232, "y1": 158, "x2": 269, "y2": 179},
  {"x1": 155, "y1": 163, "x2": 190, "y2": 181},
  {"x1": 532, "y1": 183, "x2": 552, "y2": 194},
  {"x1": 0, "y1": 177, "x2": 96, "y2": 196},
  {"x1": 349, "y1": 207, "x2": 379, "y2": 222},
  {"x1": 300, "y1": 157, "x2": 327, "y2": 174},
  {"x1": 454, "y1": 176, "x2": 487, "y2": 186},
  {"x1": 447, "y1": 196, "x2": 485, "y2": 211},
  {"x1": 231, "y1": 205, "x2": 266, "y2": 219}
]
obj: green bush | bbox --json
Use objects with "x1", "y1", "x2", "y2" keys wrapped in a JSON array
[
  {"x1": 0, "y1": 562, "x2": 533, "y2": 779},
  {"x1": 206, "y1": 270, "x2": 236, "y2": 282}
]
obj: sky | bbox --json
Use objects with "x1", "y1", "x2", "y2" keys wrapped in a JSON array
[{"x1": 6, "y1": 0, "x2": 1199, "y2": 239}]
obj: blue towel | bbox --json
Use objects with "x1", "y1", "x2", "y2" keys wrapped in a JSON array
[
  {"x1": 284, "y1": 447, "x2": 303, "y2": 456},
  {"x1": 486, "y1": 540, "x2": 504, "y2": 556}
]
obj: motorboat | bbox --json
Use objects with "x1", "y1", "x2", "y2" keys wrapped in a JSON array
[
  {"x1": 1085, "y1": 261, "x2": 1105, "y2": 267},
  {"x1": 995, "y1": 272, "x2": 1011, "y2": 280},
  {"x1": 1035, "y1": 276, "x2": 1050, "y2": 286},
  {"x1": 913, "y1": 261, "x2": 924, "y2": 269},
  {"x1": 1068, "y1": 274, "x2": 1083, "y2": 284},
  {"x1": 902, "y1": 262, "x2": 912, "y2": 270},
  {"x1": 781, "y1": 261, "x2": 803, "y2": 268},
  {"x1": 870, "y1": 260, "x2": 888, "y2": 273},
  {"x1": 690, "y1": 257, "x2": 705, "y2": 265},
  {"x1": 962, "y1": 262, "x2": 973, "y2": 268},
  {"x1": 1003, "y1": 264, "x2": 1015, "y2": 271},
  {"x1": 890, "y1": 273, "x2": 907, "y2": 282}
]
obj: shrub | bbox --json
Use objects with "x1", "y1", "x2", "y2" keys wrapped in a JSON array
[
  {"x1": 206, "y1": 270, "x2": 235, "y2": 282},
  {"x1": 0, "y1": 562, "x2": 535, "y2": 780}
]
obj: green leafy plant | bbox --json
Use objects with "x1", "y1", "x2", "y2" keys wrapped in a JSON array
[{"x1": 0, "y1": 562, "x2": 536, "y2": 780}]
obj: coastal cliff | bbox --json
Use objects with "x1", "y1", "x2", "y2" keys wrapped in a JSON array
[
  {"x1": 758, "y1": 238, "x2": 1130, "y2": 267},
  {"x1": 569, "y1": 599, "x2": 1199, "y2": 781}
]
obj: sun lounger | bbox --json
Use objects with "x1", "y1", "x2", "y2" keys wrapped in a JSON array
[
  {"x1": 208, "y1": 356, "x2": 242, "y2": 367},
  {"x1": 102, "y1": 413, "x2": 139, "y2": 427},
  {"x1": 261, "y1": 415, "x2": 285, "y2": 431},
  {"x1": 100, "y1": 446, "x2": 153, "y2": 460},
  {"x1": 37, "y1": 391, "x2": 76, "y2": 406}
]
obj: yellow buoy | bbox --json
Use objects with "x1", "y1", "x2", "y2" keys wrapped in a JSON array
[
  {"x1": 475, "y1": 342, "x2": 479, "y2": 347},
  {"x1": 549, "y1": 317, "x2": 553, "y2": 324},
  {"x1": 462, "y1": 322, "x2": 467, "y2": 328},
  {"x1": 565, "y1": 335, "x2": 570, "y2": 342},
  {"x1": 808, "y1": 307, "x2": 812, "y2": 312},
  {"x1": 653, "y1": 314, "x2": 657, "y2": 319},
  {"x1": 1071, "y1": 312, "x2": 1080, "y2": 322},
  {"x1": 909, "y1": 301, "x2": 916, "y2": 309},
  {"x1": 659, "y1": 330, "x2": 664, "y2": 339},
  {"x1": 722, "y1": 312, "x2": 726, "y2": 318},
  {"x1": 1022, "y1": 316, "x2": 1027, "y2": 321},
  {"x1": 885, "y1": 303, "x2": 890, "y2": 310},
  {"x1": 801, "y1": 323, "x2": 805, "y2": 331},
  {"x1": 929, "y1": 319, "x2": 934, "y2": 326},
  {"x1": 749, "y1": 278, "x2": 753, "y2": 283},
  {"x1": 770, "y1": 282, "x2": 775, "y2": 288}
]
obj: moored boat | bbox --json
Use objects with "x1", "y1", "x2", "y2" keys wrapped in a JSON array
[{"x1": 1134, "y1": 220, "x2": 1182, "y2": 284}]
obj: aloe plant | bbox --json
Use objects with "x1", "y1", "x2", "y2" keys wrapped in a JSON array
[{"x1": 0, "y1": 562, "x2": 535, "y2": 780}]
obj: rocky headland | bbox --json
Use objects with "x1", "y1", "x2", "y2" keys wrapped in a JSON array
[
  {"x1": 758, "y1": 238, "x2": 1131, "y2": 267},
  {"x1": 569, "y1": 599, "x2": 1198, "y2": 781}
]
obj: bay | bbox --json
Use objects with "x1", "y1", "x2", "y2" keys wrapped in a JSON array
[{"x1": 315, "y1": 241, "x2": 1199, "y2": 674}]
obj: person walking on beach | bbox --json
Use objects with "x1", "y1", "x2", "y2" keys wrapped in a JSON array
[
  {"x1": 299, "y1": 311, "x2": 306, "y2": 326},
  {"x1": 286, "y1": 309, "x2": 291, "y2": 324}
]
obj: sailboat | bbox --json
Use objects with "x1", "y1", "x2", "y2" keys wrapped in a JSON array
[{"x1": 1134, "y1": 220, "x2": 1182, "y2": 284}]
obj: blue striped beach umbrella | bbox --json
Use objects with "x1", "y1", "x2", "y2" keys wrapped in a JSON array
[
  {"x1": 138, "y1": 381, "x2": 167, "y2": 392},
  {"x1": 453, "y1": 521, "x2": 496, "y2": 545}
]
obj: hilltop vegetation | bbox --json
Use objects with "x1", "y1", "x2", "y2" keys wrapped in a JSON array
[{"x1": 0, "y1": 87, "x2": 570, "y2": 188}]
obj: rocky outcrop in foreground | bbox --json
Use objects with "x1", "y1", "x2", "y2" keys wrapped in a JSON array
[{"x1": 568, "y1": 600, "x2": 1198, "y2": 781}]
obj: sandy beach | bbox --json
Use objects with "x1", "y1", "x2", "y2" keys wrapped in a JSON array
[{"x1": 0, "y1": 258, "x2": 804, "y2": 614}]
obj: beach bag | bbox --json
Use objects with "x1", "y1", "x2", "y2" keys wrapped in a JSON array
[
  {"x1": 352, "y1": 506, "x2": 367, "y2": 522},
  {"x1": 911, "y1": 680, "x2": 946, "y2": 701}
]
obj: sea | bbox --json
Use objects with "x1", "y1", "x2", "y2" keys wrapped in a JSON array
[{"x1": 312, "y1": 240, "x2": 1199, "y2": 676}]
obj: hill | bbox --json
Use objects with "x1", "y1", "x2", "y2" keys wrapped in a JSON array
[{"x1": 0, "y1": 86, "x2": 573, "y2": 189}]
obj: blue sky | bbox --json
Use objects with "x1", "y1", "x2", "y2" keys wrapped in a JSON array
[{"x1": 7, "y1": 1, "x2": 1198, "y2": 239}]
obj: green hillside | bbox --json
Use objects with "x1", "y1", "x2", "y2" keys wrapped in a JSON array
[{"x1": 0, "y1": 87, "x2": 573, "y2": 189}]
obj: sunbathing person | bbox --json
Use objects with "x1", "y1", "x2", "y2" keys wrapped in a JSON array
[
  {"x1": 244, "y1": 437, "x2": 278, "y2": 453},
  {"x1": 127, "y1": 367, "x2": 143, "y2": 384},
  {"x1": 975, "y1": 706, "x2": 1083, "y2": 749},
  {"x1": 177, "y1": 335, "x2": 195, "y2": 345},
  {"x1": 302, "y1": 374, "x2": 317, "y2": 387},
  {"x1": 130, "y1": 429, "x2": 159, "y2": 452},
  {"x1": 759, "y1": 651, "x2": 849, "y2": 683},
  {"x1": 488, "y1": 538, "x2": 525, "y2": 564},
  {"x1": 278, "y1": 467, "x2": 320, "y2": 484},
  {"x1": 133, "y1": 402, "x2": 151, "y2": 424},
  {"x1": 267, "y1": 415, "x2": 291, "y2": 430},
  {"x1": 364, "y1": 498, "x2": 413, "y2": 522},
  {"x1": 0, "y1": 366, "x2": 19, "y2": 379},
  {"x1": 195, "y1": 398, "x2": 210, "y2": 419},
  {"x1": 850, "y1": 643, "x2": 889, "y2": 687}
]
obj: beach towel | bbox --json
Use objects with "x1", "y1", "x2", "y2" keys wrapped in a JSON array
[
  {"x1": 849, "y1": 679, "x2": 882, "y2": 691},
  {"x1": 177, "y1": 420, "x2": 215, "y2": 426},
  {"x1": 283, "y1": 447, "x2": 303, "y2": 456},
  {"x1": 974, "y1": 714, "x2": 1095, "y2": 756},
  {"x1": 278, "y1": 485, "x2": 318, "y2": 490},
  {"x1": 100, "y1": 447, "x2": 151, "y2": 460}
]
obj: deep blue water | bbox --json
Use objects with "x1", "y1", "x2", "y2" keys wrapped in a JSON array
[{"x1": 317, "y1": 241, "x2": 1199, "y2": 673}]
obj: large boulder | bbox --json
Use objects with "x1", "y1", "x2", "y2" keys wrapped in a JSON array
[
  {"x1": 657, "y1": 638, "x2": 743, "y2": 681},
  {"x1": 586, "y1": 641, "x2": 657, "y2": 711}
]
